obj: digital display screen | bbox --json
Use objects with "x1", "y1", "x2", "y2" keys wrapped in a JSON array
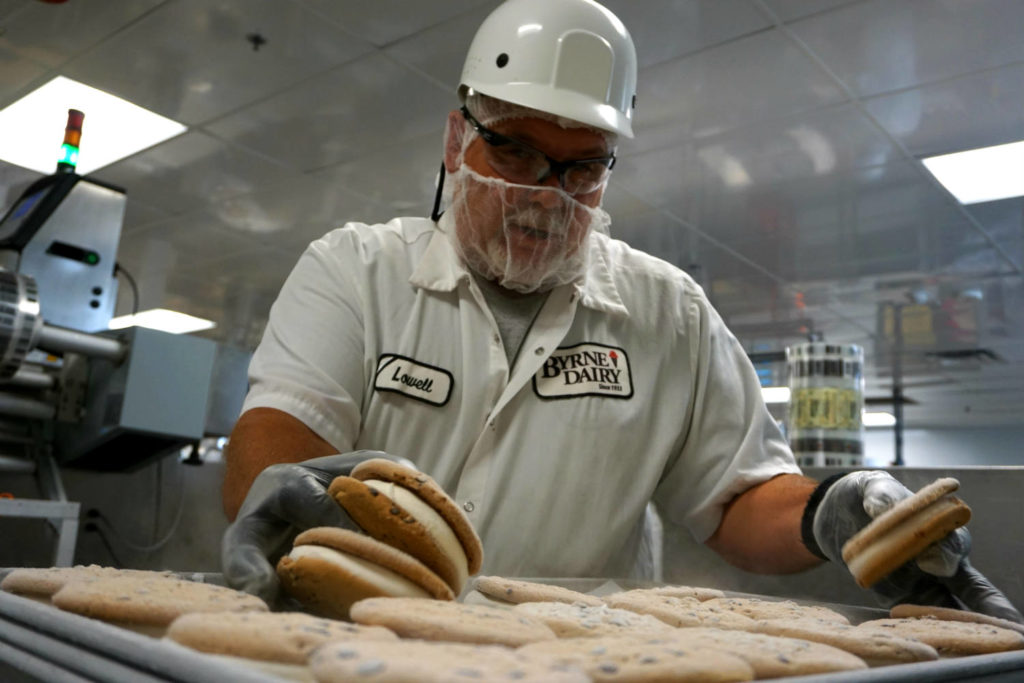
[{"x1": 0, "y1": 188, "x2": 48, "y2": 241}]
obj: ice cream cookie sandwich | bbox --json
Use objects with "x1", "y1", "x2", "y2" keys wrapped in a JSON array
[
  {"x1": 841, "y1": 477, "x2": 972, "y2": 589},
  {"x1": 329, "y1": 458, "x2": 482, "y2": 594},
  {"x1": 277, "y1": 527, "x2": 453, "y2": 620}
]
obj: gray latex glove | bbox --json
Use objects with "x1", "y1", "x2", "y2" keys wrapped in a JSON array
[
  {"x1": 805, "y1": 471, "x2": 1023, "y2": 623},
  {"x1": 221, "y1": 450, "x2": 412, "y2": 605}
]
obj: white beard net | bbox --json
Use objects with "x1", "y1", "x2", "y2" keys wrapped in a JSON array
[{"x1": 441, "y1": 128, "x2": 612, "y2": 294}]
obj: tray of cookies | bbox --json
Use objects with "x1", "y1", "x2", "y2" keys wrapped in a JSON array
[{"x1": 3, "y1": 565, "x2": 1024, "y2": 683}]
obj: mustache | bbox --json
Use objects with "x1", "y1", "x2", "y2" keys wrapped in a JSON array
[{"x1": 504, "y1": 206, "x2": 577, "y2": 236}]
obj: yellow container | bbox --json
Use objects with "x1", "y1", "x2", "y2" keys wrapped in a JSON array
[{"x1": 786, "y1": 343, "x2": 864, "y2": 467}]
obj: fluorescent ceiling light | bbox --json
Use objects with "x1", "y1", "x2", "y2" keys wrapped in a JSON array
[
  {"x1": 922, "y1": 140, "x2": 1024, "y2": 204},
  {"x1": 761, "y1": 386, "x2": 791, "y2": 404},
  {"x1": 109, "y1": 308, "x2": 216, "y2": 335},
  {"x1": 862, "y1": 411, "x2": 896, "y2": 428},
  {"x1": 0, "y1": 76, "x2": 186, "y2": 175}
]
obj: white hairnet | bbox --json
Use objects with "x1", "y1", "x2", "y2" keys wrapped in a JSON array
[{"x1": 439, "y1": 107, "x2": 612, "y2": 294}]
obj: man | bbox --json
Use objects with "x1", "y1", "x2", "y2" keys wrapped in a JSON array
[{"x1": 221, "y1": 0, "x2": 1021, "y2": 622}]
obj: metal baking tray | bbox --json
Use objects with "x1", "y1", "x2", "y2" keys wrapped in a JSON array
[
  {"x1": 0, "y1": 589, "x2": 280, "y2": 683},
  {"x1": 2, "y1": 571, "x2": 1023, "y2": 682}
]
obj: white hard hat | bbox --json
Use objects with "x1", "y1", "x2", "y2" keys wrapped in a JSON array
[{"x1": 459, "y1": 0, "x2": 637, "y2": 138}]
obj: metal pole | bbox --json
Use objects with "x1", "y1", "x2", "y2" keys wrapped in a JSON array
[
  {"x1": 0, "y1": 393, "x2": 56, "y2": 420},
  {"x1": 0, "y1": 367, "x2": 55, "y2": 390},
  {"x1": 892, "y1": 304, "x2": 905, "y2": 467},
  {"x1": 35, "y1": 324, "x2": 125, "y2": 362},
  {"x1": 0, "y1": 455, "x2": 35, "y2": 474}
]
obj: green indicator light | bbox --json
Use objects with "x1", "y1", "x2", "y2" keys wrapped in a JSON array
[
  {"x1": 58, "y1": 143, "x2": 79, "y2": 167},
  {"x1": 85, "y1": 252, "x2": 99, "y2": 265}
]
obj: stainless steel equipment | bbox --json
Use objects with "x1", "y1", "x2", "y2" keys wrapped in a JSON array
[
  {"x1": 0, "y1": 171, "x2": 125, "y2": 332},
  {"x1": 0, "y1": 167, "x2": 250, "y2": 568},
  {"x1": 54, "y1": 325, "x2": 216, "y2": 471}
]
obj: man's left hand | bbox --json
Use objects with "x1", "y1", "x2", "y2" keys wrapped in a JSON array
[{"x1": 806, "y1": 471, "x2": 1023, "y2": 623}]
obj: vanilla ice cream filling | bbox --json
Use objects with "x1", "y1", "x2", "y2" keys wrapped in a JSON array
[
  {"x1": 363, "y1": 479, "x2": 469, "y2": 590},
  {"x1": 287, "y1": 546, "x2": 430, "y2": 599}
]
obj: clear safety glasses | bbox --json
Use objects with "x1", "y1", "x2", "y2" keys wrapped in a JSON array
[{"x1": 461, "y1": 107, "x2": 615, "y2": 196}]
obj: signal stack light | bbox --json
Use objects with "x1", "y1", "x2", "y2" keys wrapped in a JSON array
[{"x1": 56, "y1": 108, "x2": 84, "y2": 173}]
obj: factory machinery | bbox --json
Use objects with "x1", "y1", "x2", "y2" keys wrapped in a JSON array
[{"x1": 0, "y1": 131, "x2": 248, "y2": 568}]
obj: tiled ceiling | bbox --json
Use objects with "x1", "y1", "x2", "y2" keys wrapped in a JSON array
[{"x1": 1, "y1": 0, "x2": 1022, "y2": 430}]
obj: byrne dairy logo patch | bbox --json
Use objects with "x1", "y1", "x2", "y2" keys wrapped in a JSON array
[
  {"x1": 375, "y1": 354, "x2": 453, "y2": 406},
  {"x1": 533, "y1": 343, "x2": 633, "y2": 400}
]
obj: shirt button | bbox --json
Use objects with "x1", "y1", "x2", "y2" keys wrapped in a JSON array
[
  {"x1": 534, "y1": 346, "x2": 545, "y2": 355},
  {"x1": 463, "y1": 501, "x2": 475, "y2": 512}
]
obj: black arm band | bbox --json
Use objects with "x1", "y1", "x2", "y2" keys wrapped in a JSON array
[{"x1": 800, "y1": 473, "x2": 847, "y2": 561}]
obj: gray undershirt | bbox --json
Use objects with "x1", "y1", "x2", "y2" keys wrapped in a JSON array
[{"x1": 473, "y1": 275, "x2": 549, "y2": 367}]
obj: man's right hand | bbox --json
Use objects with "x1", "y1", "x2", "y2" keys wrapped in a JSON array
[{"x1": 221, "y1": 450, "x2": 409, "y2": 605}]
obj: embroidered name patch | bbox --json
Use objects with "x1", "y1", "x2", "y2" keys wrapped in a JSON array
[
  {"x1": 533, "y1": 343, "x2": 633, "y2": 399},
  {"x1": 375, "y1": 354, "x2": 453, "y2": 406}
]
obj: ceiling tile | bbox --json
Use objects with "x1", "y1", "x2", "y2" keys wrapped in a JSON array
[
  {"x1": 634, "y1": 28, "x2": 845, "y2": 146},
  {"x1": 0, "y1": 2, "x2": 27, "y2": 19},
  {"x1": 760, "y1": 0, "x2": 864, "y2": 23},
  {"x1": 298, "y1": 0, "x2": 492, "y2": 48},
  {"x1": 0, "y1": 0, "x2": 161, "y2": 68},
  {"x1": 603, "y1": 0, "x2": 771, "y2": 68},
  {"x1": 117, "y1": 210, "x2": 260, "y2": 275},
  {"x1": 789, "y1": 0, "x2": 1024, "y2": 98},
  {"x1": 383, "y1": 5, "x2": 493, "y2": 91},
  {"x1": 63, "y1": 0, "x2": 375, "y2": 125},
  {"x1": 610, "y1": 141, "x2": 702, "y2": 218},
  {"x1": 865, "y1": 62, "x2": 1024, "y2": 157},
  {"x1": 310, "y1": 128, "x2": 444, "y2": 217},
  {"x1": 651, "y1": 158, "x2": 983, "y2": 284},
  {"x1": 201, "y1": 173, "x2": 386, "y2": 255},
  {"x1": 963, "y1": 198, "x2": 1024, "y2": 268},
  {"x1": 206, "y1": 52, "x2": 451, "y2": 172},
  {"x1": 164, "y1": 245, "x2": 300, "y2": 347},
  {"x1": 121, "y1": 197, "x2": 169, "y2": 233},
  {"x1": 93, "y1": 130, "x2": 293, "y2": 217},
  {"x1": 0, "y1": 44, "x2": 49, "y2": 105},
  {"x1": 673, "y1": 103, "x2": 896, "y2": 190},
  {"x1": 601, "y1": 184, "x2": 689, "y2": 267}
]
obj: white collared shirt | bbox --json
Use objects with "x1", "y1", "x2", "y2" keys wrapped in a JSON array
[{"x1": 243, "y1": 216, "x2": 800, "y2": 578}]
